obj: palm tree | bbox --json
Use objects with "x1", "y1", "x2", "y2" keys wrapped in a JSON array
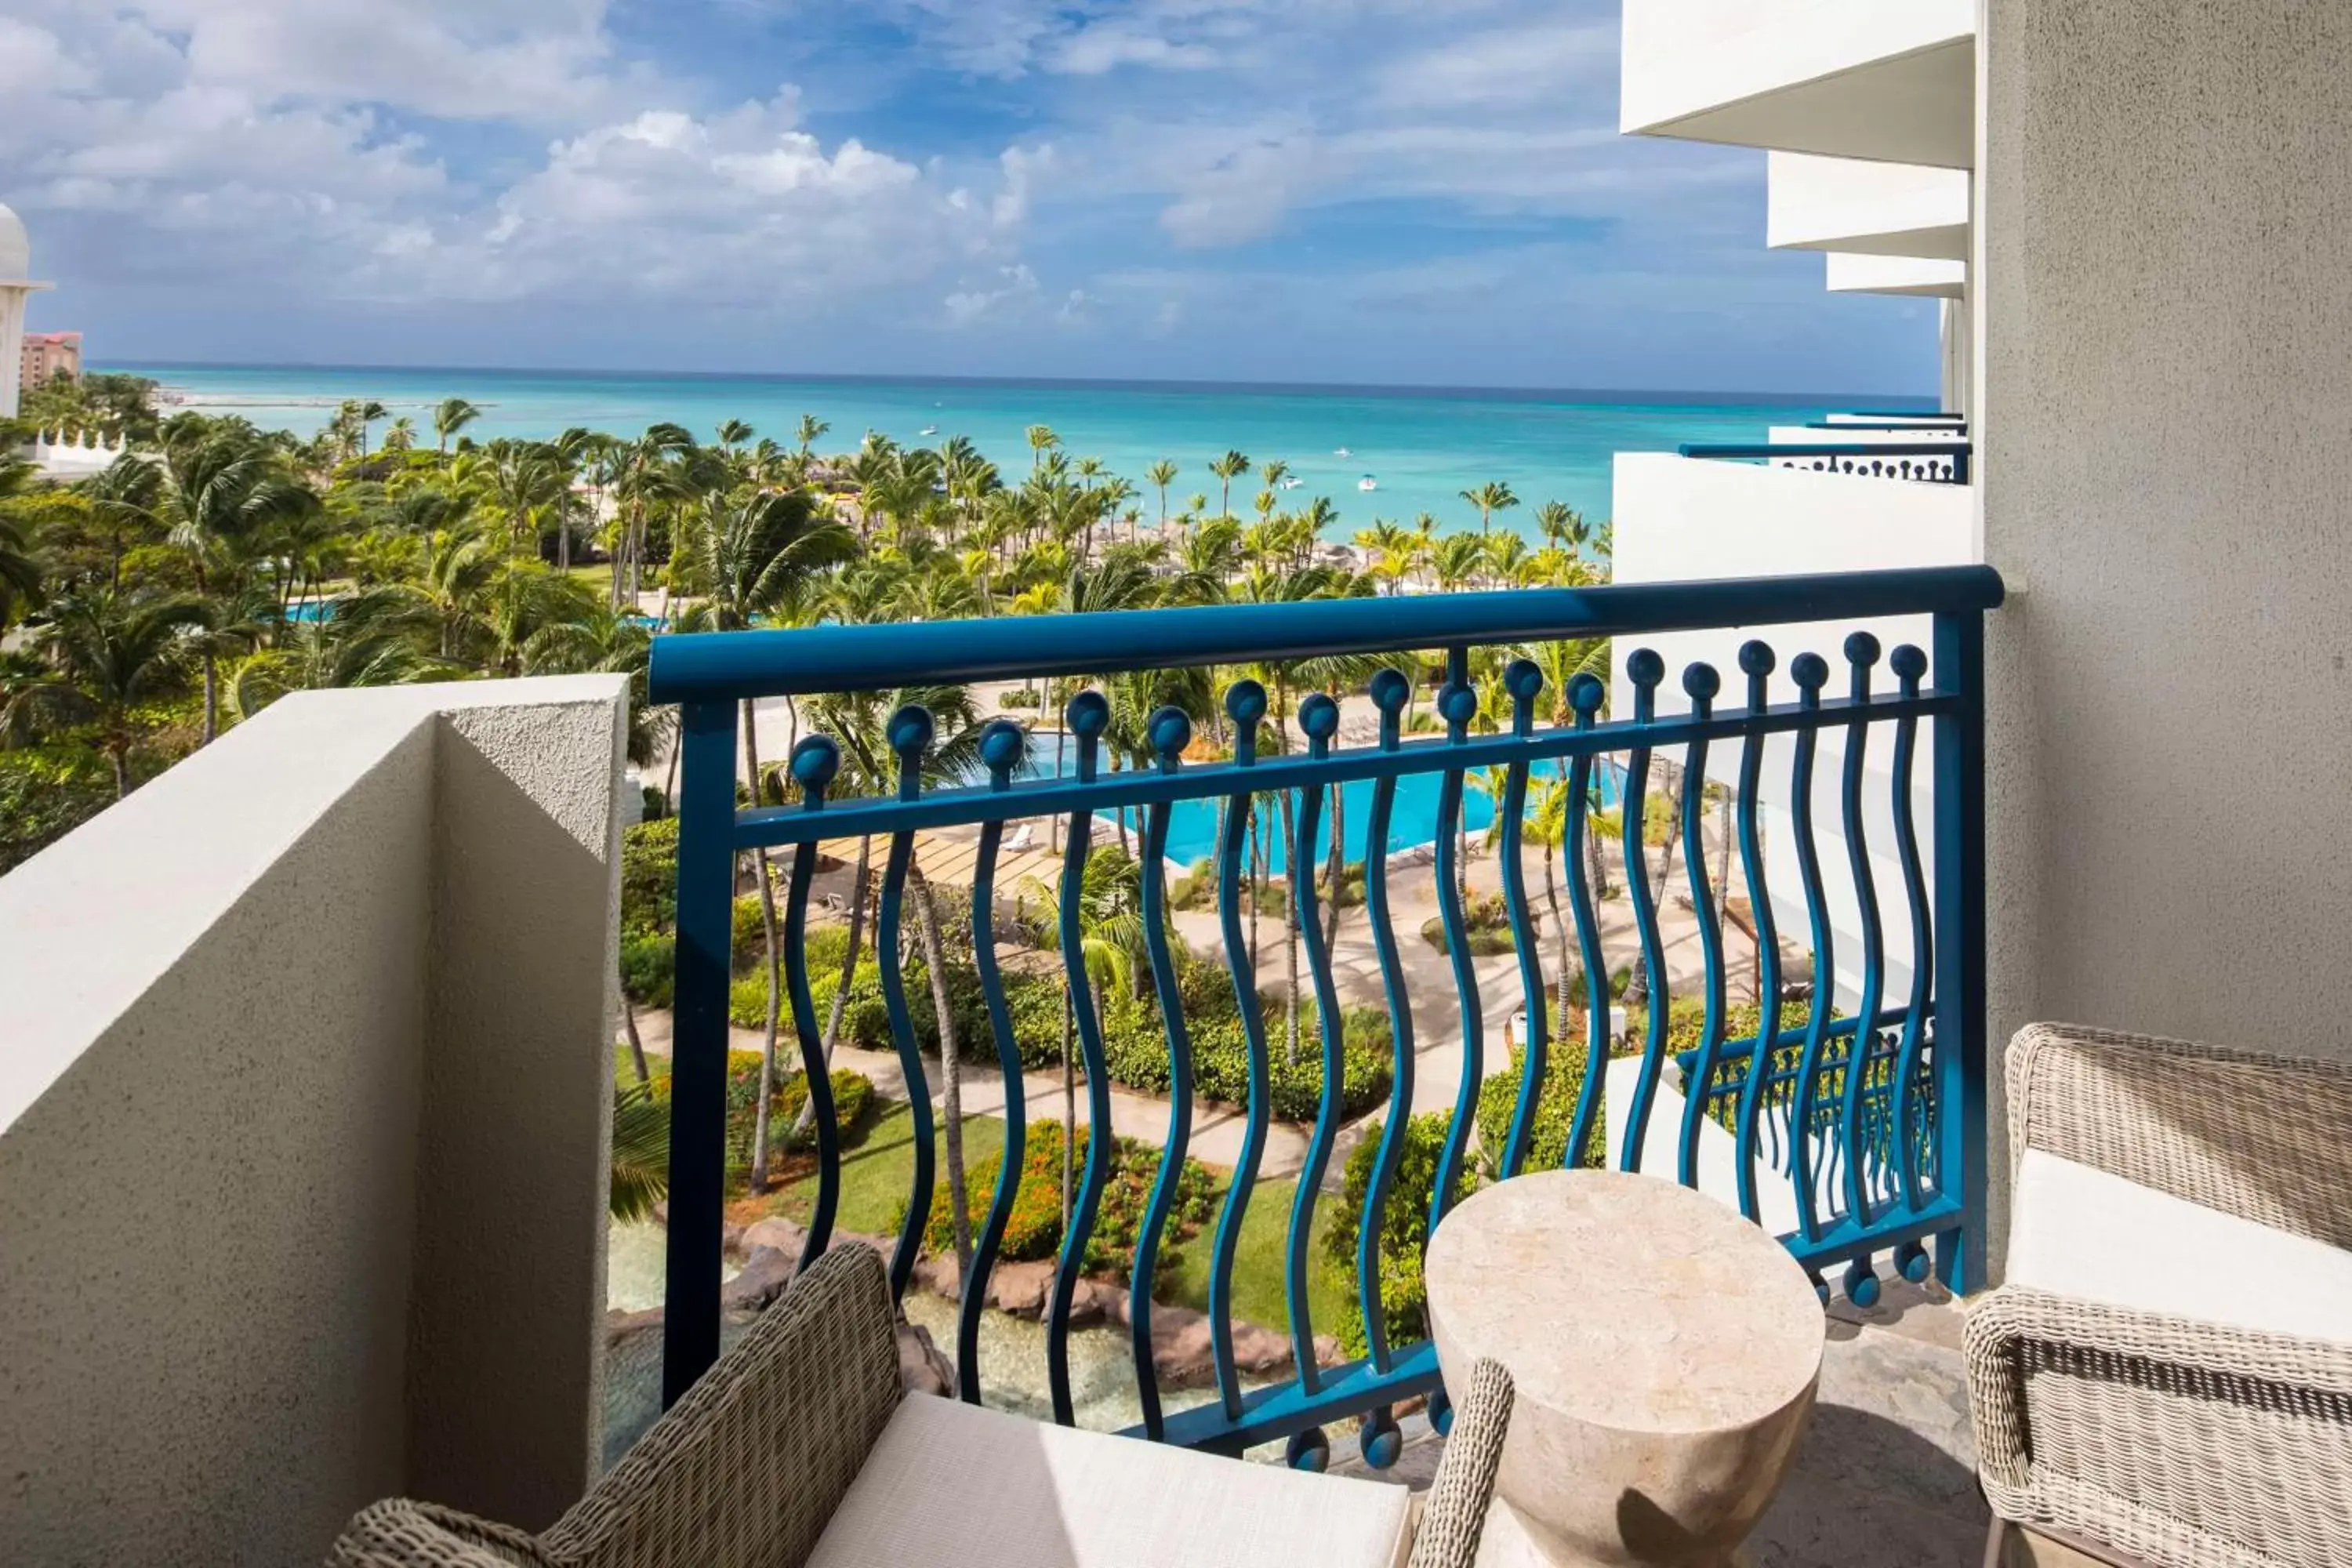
[
  {"x1": 1025, "y1": 424, "x2": 1060, "y2": 476},
  {"x1": 714, "y1": 419, "x2": 754, "y2": 455},
  {"x1": 795, "y1": 414, "x2": 830, "y2": 462},
  {"x1": 687, "y1": 488, "x2": 858, "y2": 1190},
  {"x1": 354, "y1": 401, "x2": 389, "y2": 458},
  {"x1": 0, "y1": 512, "x2": 42, "y2": 632},
  {"x1": 434, "y1": 398, "x2": 482, "y2": 454},
  {"x1": 1461, "y1": 481, "x2": 1521, "y2": 538},
  {"x1": 1209, "y1": 450, "x2": 1250, "y2": 519},
  {"x1": 5, "y1": 590, "x2": 208, "y2": 797},
  {"x1": 1145, "y1": 459, "x2": 1179, "y2": 532}
]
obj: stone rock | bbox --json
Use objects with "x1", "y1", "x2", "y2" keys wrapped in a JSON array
[
  {"x1": 989, "y1": 1260, "x2": 1055, "y2": 1316},
  {"x1": 898, "y1": 1321, "x2": 956, "y2": 1398},
  {"x1": 915, "y1": 1251, "x2": 962, "y2": 1299},
  {"x1": 739, "y1": 1216, "x2": 807, "y2": 1258},
  {"x1": 720, "y1": 1246, "x2": 798, "y2": 1312},
  {"x1": 604, "y1": 1305, "x2": 666, "y2": 1348}
]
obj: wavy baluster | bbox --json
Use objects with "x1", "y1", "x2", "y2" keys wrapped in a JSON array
[
  {"x1": 1206, "y1": 680, "x2": 1271, "y2": 1421},
  {"x1": 1674, "y1": 662, "x2": 1728, "y2": 1189},
  {"x1": 875, "y1": 706, "x2": 937, "y2": 1302},
  {"x1": 1784, "y1": 654, "x2": 1837, "y2": 1244},
  {"x1": 1560, "y1": 674, "x2": 1612, "y2": 1171},
  {"x1": 1047, "y1": 691, "x2": 1115, "y2": 1427},
  {"x1": 1283, "y1": 695, "x2": 1347, "y2": 1398},
  {"x1": 781, "y1": 738, "x2": 843, "y2": 1269},
  {"x1": 1496, "y1": 659, "x2": 1549, "y2": 1178},
  {"x1": 1886, "y1": 644, "x2": 1936, "y2": 1225},
  {"x1": 1428, "y1": 652, "x2": 1483, "y2": 1229},
  {"x1": 1355, "y1": 670, "x2": 1415, "y2": 1374},
  {"x1": 960, "y1": 720, "x2": 1030, "y2": 1406},
  {"x1": 1130, "y1": 707, "x2": 1196, "y2": 1438},
  {"x1": 1836, "y1": 634, "x2": 1886, "y2": 1236},
  {"x1": 1616, "y1": 650, "x2": 1671, "y2": 1173},
  {"x1": 1730, "y1": 643, "x2": 1783, "y2": 1223}
]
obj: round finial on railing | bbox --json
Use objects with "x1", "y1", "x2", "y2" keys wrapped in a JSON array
[
  {"x1": 887, "y1": 702, "x2": 935, "y2": 760},
  {"x1": 1368, "y1": 667, "x2": 1411, "y2": 713},
  {"x1": 1438, "y1": 680, "x2": 1479, "y2": 734},
  {"x1": 1504, "y1": 658, "x2": 1544, "y2": 705},
  {"x1": 1682, "y1": 662, "x2": 1722, "y2": 704},
  {"x1": 1738, "y1": 640, "x2": 1778, "y2": 678},
  {"x1": 1298, "y1": 692, "x2": 1341, "y2": 754},
  {"x1": 1148, "y1": 705, "x2": 1192, "y2": 771},
  {"x1": 978, "y1": 720, "x2": 1026, "y2": 791},
  {"x1": 1285, "y1": 1426, "x2": 1331, "y2": 1472},
  {"x1": 1893, "y1": 1240, "x2": 1932, "y2": 1284},
  {"x1": 1627, "y1": 648, "x2": 1665, "y2": 689},
  {"x1": 1065, "y1": 689, "x2": 1111, "y2": 740},
  {"x1": 1844, "y1": 631, "x2": 1882, "y2": 668},
  {"x1": 789, "y1": 735, "x2": 840, "y2": 806},
  {"x1": 1566, "y1": 672, "x2": 1605, "y2": 724},
  {"x1": 1842, "y1": 1257, "x2": 1882, "y2": 1309},
  {"x1": 1358, "y1": 1406, "x2": 1403, "y2": 1471},
  {"x1": 1791, "y1": 652, "x2": 1831, "y2": 704},
  {"x1": 1889, "y1": 644, "x2": 1929, "y2": 687},
  {"x1": 1428, "y1": 1387, "x2": 1455, "y2": 1436},
  {"x1": 1225, "y1": 679, "x2": 1269, "y2": 728}
]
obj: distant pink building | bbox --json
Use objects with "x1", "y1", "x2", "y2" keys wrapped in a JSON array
[{"x1": 20, "y1": 330, "x2": 80, "y2": 392}]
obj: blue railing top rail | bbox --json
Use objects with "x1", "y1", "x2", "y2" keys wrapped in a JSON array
[
  {"x1": 648, "y1": 564, "x2": 2005, "y2": 702},
  {"x1": 1804, "y1": 420, "x2": 1966, "y2": 433},
  {"x1": 1678, "y1": 441, "x2": 1971, "y2": 461}
]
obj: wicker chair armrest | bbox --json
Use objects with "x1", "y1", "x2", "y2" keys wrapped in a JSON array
[
  {"x1": 1965, "y1": 1286, "x2": 2352, "y2": 1565},
  {"x1": 543, "y1": 1244, "x2": 903, "y2": 1568},
  {"x1": 2007, "y1": 1023, "x2": 2352, "y2": 1246},
  {"x1": 327, "y1": 1501, "x2": 557, "y2": 1566},
  {"x1": 1407, "y1": 1359, "x2": 1515, "y2": 1568}
]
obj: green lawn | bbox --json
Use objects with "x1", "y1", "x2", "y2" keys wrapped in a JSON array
[
  {"x1": 565, "y1": 561, "x2": 616, "y2": 593},
  {"x1": 757, "y1": 1101, "x2": 1352, "y2": 1340}
]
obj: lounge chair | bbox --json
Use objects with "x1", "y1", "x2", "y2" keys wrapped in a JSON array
[
  {"x1": 328, "y1": 1245, "x2": 1513, "y2": 1568},
  {"x1": 1967, "y1": 1024, "x2": 2352, "y2": 1567}
]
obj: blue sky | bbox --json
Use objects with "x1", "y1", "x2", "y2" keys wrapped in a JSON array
[{"x1": 0, "y1": 0, "x2": 1940, "y2": 394}]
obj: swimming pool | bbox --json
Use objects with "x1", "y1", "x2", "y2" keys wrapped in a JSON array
[{"x1": 1009, "y1": 736, "x2": 1623, "y2": 873}]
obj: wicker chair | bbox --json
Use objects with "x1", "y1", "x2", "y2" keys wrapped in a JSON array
[
  {"x1": 328, "y1": 1244, "x2": 1514, "y2": 1568},
  {"x1": 1965, "y1": 1024, "x2": 2352, "y2": 1568}
]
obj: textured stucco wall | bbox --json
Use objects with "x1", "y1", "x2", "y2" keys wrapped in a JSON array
[
  {"x1": 1979, "y1": 0, "x2": 2352, "y2": 1259},
  {"x1": 0, "y1": 677, "x2": 627, "y2": 1565}
]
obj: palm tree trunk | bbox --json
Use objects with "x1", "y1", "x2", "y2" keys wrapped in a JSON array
[
  {"x1": 108, "y1": 745, "x2": 129, "y2": 800},
  {"x1": 201, "y1": 653, "x2": 218, "y2": 746},
  {"x1": 745, "y1": 699, "x2": 785, "y2": 1192},
  {"x1": 1061, "y1": 986, "x2": 1076, "y2": 1233},
  {"x1": 911, "y1": 864, "x2": 972, "y2": 1276},
  {"x1": 1544, "y1": 839, "x2": 1570, "y2": 1034},
  {"x1": 1323, "y1": 772, "x2": 1346, "y2": 954},
  {"x1": 621, "y1": 987, "x2": 652, "y2": 1086},
  {"x1": 1279, "y1": 788, "x2": 1301, "y2": 1065},
  {"x1": 815, "y1": 837, "x2": 873, "y2": 1065}
]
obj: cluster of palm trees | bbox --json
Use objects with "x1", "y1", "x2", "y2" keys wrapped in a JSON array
[{"x1": 2, "y1": 383, "x2": 1626, "y2": 1251}]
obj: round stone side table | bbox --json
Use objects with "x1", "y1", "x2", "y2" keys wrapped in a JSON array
[{"x1": 1425, "y1": 1170, "x2": 1823, "y2": 1568}]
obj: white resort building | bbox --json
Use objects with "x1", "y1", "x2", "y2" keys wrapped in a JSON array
[{"x1": 3, "y1": 5, "x2": 2350, "y2": 1568}]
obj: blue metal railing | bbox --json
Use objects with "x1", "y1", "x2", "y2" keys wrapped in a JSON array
[
  {"x1": 1679, "y1": 441, "x2": 1972, "y2": 485},
  {"x1": 647, "y1": 564, "x2": 2001, "y2": 1463}
]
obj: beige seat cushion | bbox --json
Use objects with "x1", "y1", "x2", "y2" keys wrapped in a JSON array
[
  {"x1": 2009, "y1": 1148, "x2": 2352, "y2": 1345},
  {"x1": 807, "y1": 1392, "x2": 1413, "y2": 1568}
]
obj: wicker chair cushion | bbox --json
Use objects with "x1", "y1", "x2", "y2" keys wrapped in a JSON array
[
  {"x1": 2009, "y1": 1149, "x2": 2352, "y2": 1345},
  {"x1": 804, "y1": 1392, "x2": 1414, "y2": 1568}
]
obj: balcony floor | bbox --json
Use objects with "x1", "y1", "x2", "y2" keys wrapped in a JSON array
[{"x1": 1334, "y1": 1279, "x2": 1987, "y2": 1566}]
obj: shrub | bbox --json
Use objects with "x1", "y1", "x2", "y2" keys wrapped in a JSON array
[
  {"x1": 773, "y1": 1068, "x2": 878, "y2": 1153},
  {"x1": 1000, "y1": 686, "x2": 1043, "y2": 710},
  {"x1": 1323, "y1": 1109, "x2": 1467, "y2": 1357},
  {"x1": 640, "y1": 786, "x2": 668, "y2": 821},
  {"x1": 912, "y1": 1119, "x2": 1217, "y2": 1279},
  {"x1": 638, "y1": 1051, "x2": 877, "y2": 1180},
  {"x1": 1098, "y1": 999, "x2": 1393, "y2": 1122},
  {"x1": 619, "y1": 817, "x2": 680, "y2": 936},
  {"x1": 619, "y1": 932, "x2": 675, "y2": 1009},
  {"x1": 1420, "y1": 891, "x2": 1524, "y2": 956},
  {"x1": 732, "y1": 894, "x2": 768, "y2": 970}
]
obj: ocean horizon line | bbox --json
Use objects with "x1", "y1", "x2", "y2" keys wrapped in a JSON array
[{"x1": 95, "y1": 358, "x2": 1940, "y2": 412}]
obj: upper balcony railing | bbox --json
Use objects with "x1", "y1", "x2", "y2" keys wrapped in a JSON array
[
  {"x1": 647, "y1": 565, "x2": 2002, "y2": 1467},
  {"x1": 1680, "y1": 441, "x2": 1972, "y2": 485}
]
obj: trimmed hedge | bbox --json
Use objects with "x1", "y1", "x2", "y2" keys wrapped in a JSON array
[
  {"x1": 1419, "y1": 890, "x2": 1523, "y2": 956},
  {"x1": 638, "y1": 1049, "x2": 877, "y2": 1184},
  {"x1": 910, "y1": 1119, "x2": 1218, "y2": 1279},
  {"x1": 619, "y1": 816, "x2": 680, "y2": 937},
  {"x1": 1322, "y1": 1109, "x2": 1466, "y2": 1358},
  {"x1": 619, "y1": 932, "x2": 675, "y2": 1009}
]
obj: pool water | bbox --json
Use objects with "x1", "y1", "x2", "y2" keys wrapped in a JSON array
[{"x1": 1010, "y1": 738, "x2": 1623, "y2": 873}]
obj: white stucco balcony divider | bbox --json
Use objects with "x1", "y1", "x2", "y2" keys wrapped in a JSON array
[
  {"x1": 1766, "y1": 152, "x2": 1971, "y2": 260},
  {"x1": 0, "y1": 676, "x2": 631, "y2": 1567},
  {"x1": 1621, "y1": 0, "x2": 1976, "y2": 169}
]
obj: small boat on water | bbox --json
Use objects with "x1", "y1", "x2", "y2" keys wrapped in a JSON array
[
  {"x1": 920, "y1": 425, "x2": 939, "y2": 436},
  {"x1": 1334, "y1": 446, "x2": 1352, "y2": 458},
  {"x1": 1280, "y1": 477, "x2": 1304, "y2": 490},
  {"x1": 1358, "y1": 474, "x2": 1379, "y2": 492}
]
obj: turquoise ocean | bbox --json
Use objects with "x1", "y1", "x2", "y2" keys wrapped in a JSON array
[{"x1": 103, "y1": 363, "x2": 1930, "y2": 540}]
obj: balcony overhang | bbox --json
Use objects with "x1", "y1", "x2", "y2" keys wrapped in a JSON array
[
  {"x1": 1824, "y1": 253, "x2": 1966, "y2": 299},
  {"x1": 1767, "y1": 152, "x2": 1969, "y2": 260},
  {"x1": 1621, "y1": 0, "x2": 1976, "y2": 169}
]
